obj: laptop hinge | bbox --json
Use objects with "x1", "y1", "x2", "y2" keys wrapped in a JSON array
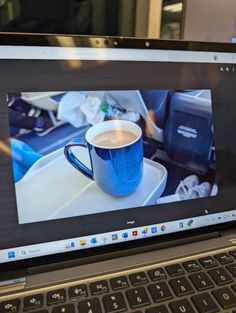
[{"x1": 0, "y1": 270, "x2": 26, "y2": 294}]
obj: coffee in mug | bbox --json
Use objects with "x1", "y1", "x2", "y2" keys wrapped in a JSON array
[
  {"x1": 92, "y1": 130, "x2": 137, "y2": 148},
  {"x1": 64, "y1": 120, "x2": 143, "y2": 197}
]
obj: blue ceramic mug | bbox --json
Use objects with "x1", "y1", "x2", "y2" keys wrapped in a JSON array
[{"x1": 64, "y1": 120, "x2": 143, "y2": 197}]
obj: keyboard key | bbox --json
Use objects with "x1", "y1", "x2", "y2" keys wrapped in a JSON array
[
  {"x1": 110, "y1": 276, "x2": 129, "y2": 290},
  {"x1": 169, "y1": 277, "x2": 194, "y2": 296},
  {"x1": 214, "y1": 252, "x2": 233, "y2": 265},
  {"x1": 148, "y1": 268, "x2": 166, "y2": 281},
  {"x1": 130, "y1": 272, "x2": 148, "y2": 285},
  {"x1": 148, "y1": 282, "x2": 173, "y2": 303},
  {"x1": 189, "y1": 272, "x2": 214, "y2": 291},
  {"x1": 229, "y1": 249, "x2": 236, "y2": 259},
  {"x1": 192, "y1": 292, "x2": 219, "y2": 313},
  {"x1": 232, "y1": 283, "x2": 236, "y2": 293},
  {"x1": 0, "y1": 299, "x2": 20, "y2": 313},
  {"x1": 165, "y1": 264, "x2": 184, "y2": 277},
  {"x1": 23, "y1": 294, "x2": 43, "y2": 311},
  {"x1": 68, "y1": 284, "x2": 88, "y2": 299},
  {"x1": 90, "y1": 280, "x2": 109, "y2": 295},
  {"x1": 52, "y1": 304, "x2": 75, "y2": 313},
  {"x1": 169, "y1": 299, "x2": 195, "y2": 313},
  {"x1": 78, "y1": 298, "x2": 102, "y2": 313},
  {"x1": 126, "y1": 287, "x2": 150, "y2": 309},
  {"x1": 47, "y1": 289, "x2": 66, "y2": 305},
  {"x1": 226, "y1": 263, "x2": 236, "y2": 277},
  {"x1": 208, "y1": 267, "x2": 233, "y2": 285},
  {"x1": 199, "y1": 256, "x2": 218, "y2": 268},
  {"x1": 182, "y1": 260, "x2": 201, "y2": 272},
  {"x1": 103, "y1": 292, "x2": 127, "y2": 312},
  {"x1": 146, "y1": 305, "x2": 169, "y2": 313},
  {"x1": 212, "y1": 287, "x2": 236, "y2": 309}
]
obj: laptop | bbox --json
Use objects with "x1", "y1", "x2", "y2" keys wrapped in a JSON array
[{"x1": 0, "y1": 33, "x2": 236, "y2": 313}]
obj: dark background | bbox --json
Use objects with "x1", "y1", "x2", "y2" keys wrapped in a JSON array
[{"x1": 0, "y1": 0, "x2": 183, "y2": 39}]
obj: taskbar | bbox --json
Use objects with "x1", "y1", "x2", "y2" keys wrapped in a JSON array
[{"x1": 1, "y1": 210, "x2": 236, "y2": 263}]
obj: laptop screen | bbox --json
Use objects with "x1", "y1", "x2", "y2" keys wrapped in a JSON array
[{"x1": 1, "y1": 39, "x2": 236, "y2": 265}]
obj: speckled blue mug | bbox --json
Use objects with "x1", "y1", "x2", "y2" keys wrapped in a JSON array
[{"x1": 64, "y1": 120, "x2": 143, "y2": 197}]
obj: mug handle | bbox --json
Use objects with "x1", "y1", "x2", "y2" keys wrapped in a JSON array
[{"x1": 64, "y1": 138, "x2": 93, "y2": 180}]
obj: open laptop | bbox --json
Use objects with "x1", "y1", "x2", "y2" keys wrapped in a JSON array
[{"x1": 1, "y1": 33, "x2": 236, "y2": 313}]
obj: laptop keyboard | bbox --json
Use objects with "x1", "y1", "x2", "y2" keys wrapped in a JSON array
[{"x1": 2, "y1": 249, "x2": 236, "y2": 313}]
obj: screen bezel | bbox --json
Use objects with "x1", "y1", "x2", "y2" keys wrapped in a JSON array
[
  {"x1": 1, "y1": 32, "x2": 236, "y2": 274},
  {"x1": 0, "y1": 32, "x2": 236, "y2": 52}
]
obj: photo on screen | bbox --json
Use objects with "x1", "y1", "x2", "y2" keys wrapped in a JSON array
[{"x1": 6, "y1": 89, "x2": 218, "y2": 224}]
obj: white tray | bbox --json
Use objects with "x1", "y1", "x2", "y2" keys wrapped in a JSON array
[
  {"x1": 15, "y1": 147, "x2": 167, "y2": 224},
  {"x1": 21, "y1": 92, "x2": 63, "y2": 111}
]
